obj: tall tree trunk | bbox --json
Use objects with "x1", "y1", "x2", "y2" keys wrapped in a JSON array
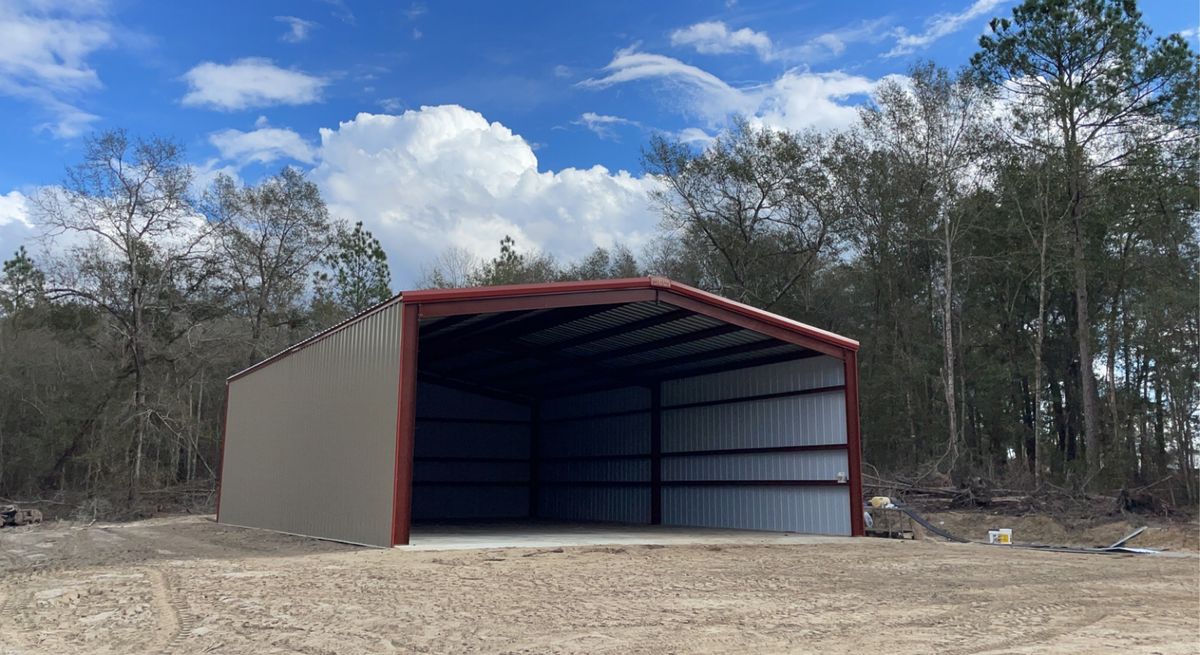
[
  {"x1": 941, "y1": 212, "x2": 958, "y2": 470},
  {"x1": 1068, "y1": 177, "x2": 1102, "y2": 483}
]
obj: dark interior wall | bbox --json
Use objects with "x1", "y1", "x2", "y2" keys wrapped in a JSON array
[
  {"x1": 411, "y1": 382, "x2": 532, "y2": 520},
  {"x1": 537, "y1": 387, "x2": 652, "y2": 524}
]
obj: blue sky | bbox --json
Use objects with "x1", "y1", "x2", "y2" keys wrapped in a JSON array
[{"x1": 0, "y1": 0, "x2": 1195, "y2": 285}]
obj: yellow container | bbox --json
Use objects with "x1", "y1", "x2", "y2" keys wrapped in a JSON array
[{"x1": 988, "y1": 528, "x2": 1013, "y2": 544}]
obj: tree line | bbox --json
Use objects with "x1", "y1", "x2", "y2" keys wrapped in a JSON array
[{"x1": 0, "y1": 0, "x2": 1196, "y2": 511}]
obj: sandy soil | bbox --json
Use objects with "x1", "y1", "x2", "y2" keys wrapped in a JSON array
[{"x1": 1, "y1": 516, "x2": 1197, "y2": 654}]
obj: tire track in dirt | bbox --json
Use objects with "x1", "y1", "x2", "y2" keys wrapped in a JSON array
[
  {"x1": 941, "y1": 603, "x2": 1112, "y2": 655},
  {"x1": 144, "y1": 566, "x2": 190, "y2": 654}
]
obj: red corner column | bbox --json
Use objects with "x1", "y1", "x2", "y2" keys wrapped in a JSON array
[
  {"x1": 392, "y1": 302, "x2": 421, "y2": 546},
  {"x1": 844, "y1": 349, "x2": 864, "y2": 536}
]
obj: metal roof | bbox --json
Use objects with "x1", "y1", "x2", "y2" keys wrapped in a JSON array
[{"x1": 229, "y1": 277, "x2": 857, "y2": 391}]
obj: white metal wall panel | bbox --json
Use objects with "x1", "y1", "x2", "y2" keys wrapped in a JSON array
[
  {"x1": 538, "y1": 387, "x2": 651, "y2": 523},
  {"x1": 417, "y1": 382, "x2": 531, "y2": 420},
  {"x1": 540, "y1": 386, "x2": 649, "y2": 420},
  {"x1": 537, "y1": 486, "x2": 651, "y2": 524},
  {"x1": 411, "y1": 382, "x2": 531, "y2": 520},
  {"x1": 540, "y1": 459, "x2": 651, "y2": 482},
  {"x1": 661, "y1": 486, "x2": 850, "y2": 535},
  {"x1": 662, "y1": 356, "x2": 844, "y2": 405},
  {"x1": 414, "y1": 487, "x2": 529, "y2": 519},
  {"x1": 220, "y1": 301, "x2": 402, "y2": 547},
  {"x1": 662, "y1": 450, "x2": 848, "y2": 481},
  {"x1": 540, "y1": 414, "x2": 650, "y2": 457},
  {"x1": 662, "y1": 391, "x2": 847, "y2": 451},
  {"x1": 413, "y1": 421, "x2": 529, "y2": 458},
  {"x1": 660, "y1": 356, "x2": 851, "y2": 536}
]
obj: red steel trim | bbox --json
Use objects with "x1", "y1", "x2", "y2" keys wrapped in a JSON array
[
  {"x1": 659, "y1": 281, "x2": 858, "y2": 352},
  {"x1": 404, "y1": 276, "x2": 858, "y2": 352},
  {"x1": 416, "y1": 288, "x2": 658, "y2": 318},
  {"x1": 656, "y1": 291, "x2": 846, "y2": 359},
  {"x1": 215, "y1": 381, "x2": 230, "y2": 523},
  {"x1": 230, "y1": 277, "x2": 857, "y2": 383},
  {"x1": 402, "y1": 277, "x2": 659, "y2": 303},
  {"x1": 844, "y1": 350, "x2": 865, "y2": 536},
  {"x1": 392, "y1": 303, "x2": 421, "y2": 546}
]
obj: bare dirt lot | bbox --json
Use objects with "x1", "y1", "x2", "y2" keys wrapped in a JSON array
[{"x1": 2, "y1": 516, "x2": 1197, "y2": 654}]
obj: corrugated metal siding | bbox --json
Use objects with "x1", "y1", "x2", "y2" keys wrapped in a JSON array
[
  {"x1": 220, "y1": 301, "x2": 402, "y2": 547},
  {"x1": 417, "y1": 382, "x2": 530, "y2": 420},
  {"x1": 663, "y1": 356, "x2": 845, "y2": 405},
  {"x1": 540, "y1": 414, "x2": 650, "y2": 457},
  {"x1": 662, "y1": 450, "x2": 848, "y2": 481},
  {"x1": 660, "y1": 356, "x2": 851, "y2": 536},
  {"x1": 537, "y1": 387, "x2": 650, "y2": 523},
  {"x1": 661, "y1": 486, "x2": 850, "y2": 534},
  {"x1": 411, "y1": 382, "x2": 531, "y2": 520},
  {"x1": 662, "y1": 391, "x2": 847, "y2": 451},
  {"x1": 538, "y1": 486, "x2": 651, "y2": 524},
  {"x1": 540, "y1": 387, "x2": 650, "y2": 420}
]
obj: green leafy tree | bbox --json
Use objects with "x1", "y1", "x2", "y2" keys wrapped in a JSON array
[
  {"x1": 315, "y1": 221, "x2": 393, "y2": 316},
  {"x1": 643, "y1": 119, "x2": 841, "y2": 311},
  {"x1": 207, "y1": 168, "x2": 336, "y2": 364},
  {"x1": 0, "y1": 247, "x2": 45, "y2": 316},
  {"x1": 470, "y1": 235, "x2": 559, "y2": 286},
  {"x1": 971, "y1": 0, "x2": 1198, "y2": 479}
]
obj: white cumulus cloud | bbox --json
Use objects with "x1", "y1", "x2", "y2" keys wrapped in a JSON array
[
  {"x1": 0, "y1": 190, "x2": 32, "y2": 229},
  {"x1": 310, "y1": 105, "x2": 660, "y2": 285},
  {"x1": 670, "y1": 21, "x2": 774, "y2": 60},
  {"x1": 181, "y1": 58, "x2": 327, "y2": 111},
  {"x1": 0, "y1": 190, "x2": 35, "y2": 260},
  {"x1": 209, "y1": 125, "x2": 317, "y2": 165},
  {"x1": 0, "y1": 0, "x2": 112, "y2": 137}
]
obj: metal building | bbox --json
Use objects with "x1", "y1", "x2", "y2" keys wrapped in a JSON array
[{"x1": 217, "y1": 277, "x2": 863, "y2": 547}]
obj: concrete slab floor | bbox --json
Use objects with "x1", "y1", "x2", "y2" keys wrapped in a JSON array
[{"x1": 401, "y1": 520, "x2": 854, "y2": 551}]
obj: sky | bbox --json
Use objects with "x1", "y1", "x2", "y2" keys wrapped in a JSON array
[{"x1": 0, "y1": 0, "x2": 1195, "y2": 286}]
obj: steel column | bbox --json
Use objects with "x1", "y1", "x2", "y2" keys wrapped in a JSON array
[
  {"x1": 844, "y1": 350, "x2": 865, "y2": 537},
  {"x1": 650, "y1": 383, "x2": 662, "y2": 525},
  {"x1": 392, "y1": 302, "x2": 421, "y2": 546}
]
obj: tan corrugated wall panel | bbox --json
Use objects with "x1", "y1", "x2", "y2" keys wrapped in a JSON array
[{"x1": 219, "y1": 301, "x2": 402, "y2": 547}]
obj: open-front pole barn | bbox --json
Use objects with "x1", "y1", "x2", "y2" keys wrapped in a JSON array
[{"x1": 216, "y1": 277, "x2": 863, "y2": 547}]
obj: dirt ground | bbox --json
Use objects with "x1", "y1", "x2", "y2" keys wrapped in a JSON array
[
  {"x1": 920, "y1": 510, "x2": 1200, "y2": 551},
  {"x1": 1, "y1": 516, "x2": 1197, "y2": 655}
]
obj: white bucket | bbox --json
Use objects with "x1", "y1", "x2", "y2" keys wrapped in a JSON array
[{"x1": 988, "y1": 528, "x2": 1013, "y2": 545}]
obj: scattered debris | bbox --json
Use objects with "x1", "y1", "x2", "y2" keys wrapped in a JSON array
[
  {"x1": 1, "y1": 504, "x2": 43, "y2": 528},
  {"x1": 888, "y1": 504, "x2": 1162, "y2": 555}
]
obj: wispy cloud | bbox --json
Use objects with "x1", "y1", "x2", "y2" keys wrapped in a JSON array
[
  {"x1": 669, "y1": 17, "x2": 899, "y2": 65},
  {"x1": 317, "y1": 0, "x2": 355, "y2": 25},
  {"x1": 0, "y1": 0, "x2": 113, "y2": 137},
  {"x1": 575, "y1": 112, "x2": 641, "y2": 140},
  {"x1": 885, "y1": 0, "x2": 1007, "y2": 57},
  {"x1": 788, "y1": 18, "x2": 896, "y2": 62},
  {"x1": 670, "y1": 21, "x2": 775, "y2": 61},
  {"x1": 580, "y1": 47, "x2": 886, "y2": 133},
  {"x1": 275, "y1": 16, "x2": 318, "y2": 43},
  {"x1": 181, "y1": 58, "x2": 327, "y2": 111},
  {"x1": 404, "y1": 3, "x2": 427, "y2": 20}
]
